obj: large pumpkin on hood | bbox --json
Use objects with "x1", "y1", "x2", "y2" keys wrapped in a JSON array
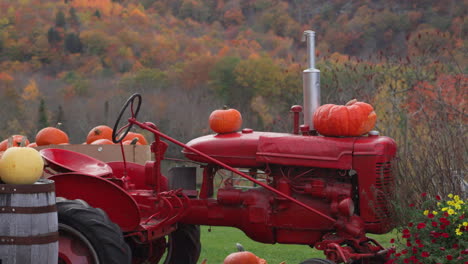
[
  {"x1": 313, "y1": 99, "x2": 377, "y2": 137},
  {"x1": 209, "y1": 106, "x2": 242, "y2": 134}
]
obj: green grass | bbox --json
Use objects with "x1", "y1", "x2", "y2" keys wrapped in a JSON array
[{"x1": 198, "y1": 226, "x2": 397, "y2": 264}]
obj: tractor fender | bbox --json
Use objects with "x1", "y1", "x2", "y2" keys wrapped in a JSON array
[{"x1": 49, "y1": 172, "x2": 141, "y2": 232}]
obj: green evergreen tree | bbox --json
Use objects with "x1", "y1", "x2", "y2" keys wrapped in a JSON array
[
  {"x1": 64, "y1": 33, "x2": 83, "y2": 53},
  {"x1": 37, "y1": 98, "x2": 49, "y2": 129},
  {"x1": 55, "y1": 10, "x2": 66, "y2": 28},
  {"x1": 55, "y1": 105, "x2": 66, "y2": 131},
  {"x1": 47, "y1": 27, "x2": 61, "y2": 45},
  {"x1": 69, "y1": 7, "x2": 80, "y2": 27},
  {"x1": 93, "y1": 10, "x2": 101, "y2": 19}
]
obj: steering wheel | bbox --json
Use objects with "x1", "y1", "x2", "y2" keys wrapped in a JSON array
[{"x1": 112, "y1": 93, "x2": 142, "y2": 143}]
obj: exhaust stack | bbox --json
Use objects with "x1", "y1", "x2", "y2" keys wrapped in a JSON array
[{"x1": 302, "y1": 30, "x2": 320, "y2": 131}]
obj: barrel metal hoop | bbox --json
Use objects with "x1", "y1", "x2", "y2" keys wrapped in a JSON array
[
  {"x1": 0, "y1": 180, "x2": 55, "y2": 194},
  {"x1": 0, "y1": 231, "x2": 59, "y2": 245},
  {"x1": 0, "y1": 204, "x2": 57, "y2": 214}
]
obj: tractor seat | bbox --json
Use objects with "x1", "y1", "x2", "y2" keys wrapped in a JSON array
[{"x1": 40, "y1": 148, "x2": 113, "y2": 177}]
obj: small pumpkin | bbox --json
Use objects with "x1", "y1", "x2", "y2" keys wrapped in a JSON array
[
  {"x1": 209, "y1": 106, "x2": 242, "y2": 134},
  {"x1": 86, "y1": 125, "x2": 113, "y2": 144},
  {"x1": 313, "y1": 99, "x2": 377, "y2": 136},
  {"x1": 122, "y1": 139, "x2": 142, "y2": 145},
  {"x1": 36, "y1": 127, "x2": 69, "y2": 146},
  {"x1": 0, "y1": 135, "x2": 30, "y2": 151},
  {"x1": 123, "y1": 132, "x2": 148, "y2": 145},
  {"x1": 223, "y1": 251, "x2": 267, "y2": 264},
  {"x1": 90, "y1": 138, "x2": 114, "y2": 145}
]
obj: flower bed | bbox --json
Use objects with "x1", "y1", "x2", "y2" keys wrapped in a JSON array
[{"x1": 386, "y1": 193, "x2": 467, "y2": 263}]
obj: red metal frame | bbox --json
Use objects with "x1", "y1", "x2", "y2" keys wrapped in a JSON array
[{"x1": 43, "y1": 118, "x2": 396, "y2": 263}]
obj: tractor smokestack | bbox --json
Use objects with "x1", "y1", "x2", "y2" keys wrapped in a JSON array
[{"x1": 302, "y1": 30, "x2": 320, "y2": 131}]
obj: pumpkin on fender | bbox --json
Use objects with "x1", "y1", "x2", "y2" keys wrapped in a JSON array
[{"x1": 313, "y1": 99, "x2": 377, "y2": 137}]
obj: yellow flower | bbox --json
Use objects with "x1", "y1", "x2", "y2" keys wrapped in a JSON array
[
  {"x1": 432, "y1": 211, "x2": 438, "y2": 215},
  {"x1": 442, "y1": 207, "x2": 448, "y2": 211},
  {"x1": 448, "y1": 209, "x2": 455, "y2": 215},
  {"x1": 463, "y1": 222, "x2": 468, "y2": 227},
  {"x1": 456, "y1": 228, "x2": 462, "y2": 236},
  {"x1": 454, "y1": 195, "x2": 460, "y2": 201},
  {"x1": 448, "y1": 194, "x2": 454, "y2": 198},
  {"x1": 423, "y1": 210, "x2": 429, "y2": 216},
  {"x1": 455, "y1": 204, "x2": 461, "y2": 210}
]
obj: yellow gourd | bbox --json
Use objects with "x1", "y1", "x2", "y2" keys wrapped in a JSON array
[{"x1": 0, "y1": 147, "x2": 44, "y2": 184}]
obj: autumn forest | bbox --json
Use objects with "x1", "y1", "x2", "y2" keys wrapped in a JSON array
[{"x1": 0, "y1": 0, "x2": 466, "y2": 197}]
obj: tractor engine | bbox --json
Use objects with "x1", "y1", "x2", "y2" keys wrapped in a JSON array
[{"x1": 181, "y1": 130, "x2": 396, "y2": 244}]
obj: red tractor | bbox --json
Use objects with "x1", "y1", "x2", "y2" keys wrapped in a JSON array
[{"x1": 42, "y1": 31, "x2": 397, "y2": 264}]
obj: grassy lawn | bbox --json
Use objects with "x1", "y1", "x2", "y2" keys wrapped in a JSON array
[{"x1": 198, "y1": 226, "x2": 397, "y2": 264}]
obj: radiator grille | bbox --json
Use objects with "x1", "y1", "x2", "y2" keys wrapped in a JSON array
[{"x1": 373, "y1": 161, "x2": 394, "y2": 220}]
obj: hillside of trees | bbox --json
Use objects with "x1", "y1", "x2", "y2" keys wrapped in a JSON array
[{"x1": 0, "y1": 0, "x2": 466, "y2": 196}]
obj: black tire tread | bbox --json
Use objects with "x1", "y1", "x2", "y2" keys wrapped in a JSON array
[
  {"x1": 57, "y1": 198, "x2": 131, "y2": 264},
  {"x1": 165, "y1": 223, "x2": 201, "y2": 264}
]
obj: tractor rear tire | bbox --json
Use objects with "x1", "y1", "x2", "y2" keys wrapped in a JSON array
[
  {"x1": 300, "y1": 258, "x2": 336, "y2": 264},
  {"x1": 57, "y1": 198, "x2": 132, "y2": 264},
  {"x1": 164, "y1": 223, "x2": 201, "y2": 264}
]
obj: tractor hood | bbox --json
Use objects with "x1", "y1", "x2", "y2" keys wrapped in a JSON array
[{"x1": 183, "y1": 130, "x2": 357, "y2": 169}]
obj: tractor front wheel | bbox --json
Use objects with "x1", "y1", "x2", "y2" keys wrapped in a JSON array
[
  {"x1": 128, "y1": 223, "x2": 201, "y2": 264},
  {"x1": 57, "y1": 198, "x2": 131, "y2": 264}
]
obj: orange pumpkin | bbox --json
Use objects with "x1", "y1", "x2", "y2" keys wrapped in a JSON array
[
  {"x1": 123, "y1": 132, "x2": 148, "y2": 145},
  {"x1": 0, "y1": 135, "x2": 30, "y2": 151},
  {"x1": 86, "y1": 125, "x2": 113, "y2": 144},
  {"x1": 313, "y1": 99, "x2": 377, "y2": 136},
  {"x1": 209, "y1": 107, "x2": 242, "y2": 134},
  {"x1": 90, "y1": 139, "x2": 114, "y2": 145},
  {"x1": 223, "y1": 251, "x2": 267, "y2": 264},
  {"x1": 122, "y1": 138, "x2": 142, "y2": 145},
  {"x1": 36, "y1": 127, "x2": 69, "y2": 146}
]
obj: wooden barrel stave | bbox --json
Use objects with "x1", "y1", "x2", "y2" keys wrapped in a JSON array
[{"x1": 0, "y1": 179, "x2": 58, "y2": 264}]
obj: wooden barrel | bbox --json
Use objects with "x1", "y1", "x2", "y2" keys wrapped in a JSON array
[{"x1": 0, "y1": 179, "x2": 58, "y2": 264}]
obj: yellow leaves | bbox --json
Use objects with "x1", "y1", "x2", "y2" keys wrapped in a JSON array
[
  {"x1": 251, "y1": 96, "x2": 274, "y2": 127},
  {"x1": 129, "y1": 8, "x2": 148, "y2": 24},
  {"x1": 21, "y1": 79, "x2": 40, "y2": 101}
]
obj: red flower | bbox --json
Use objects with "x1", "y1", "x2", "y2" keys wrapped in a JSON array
[
  {"x1": 417, "y1": 223, "x2": 426, "y2": 229},
  {"x1": 444, "y1": 212, "x2": 449, "y2": 217},
  {"x1": 408, "y1": 222, "x2": 414, "y2": 227},
  {"x1": 404, "y1": 259, "x2": 410, "y2": 264},
  {"x1": 436, "y1": 195, "x2": 441, "y2": 200},
  {"x1": 452, "y1": 244, "x2": 459, "y2": 249},
  {"x1": 421, "y1": 251, "x2": 430, "y2": 257},
  {"x1": 406, "y1": 241, "x2": 412, "y2": 247},
  {"x1": 390, "y1": 238, "x2": 395, "y2": 244},
  {"x1": 441, "y1": 233, "x2": 450, "y2": 238},
  {"x1": 440, "y1": 247, "x2": 446, "y2": 251},
  {"x1": 409, "y1": 203, "x2": 415, "y2": 207},
  {"x1": 421, "y1": 192, "x2": 427, "y2": 197},
  {"x1": 401, "y1": 249, "x2": 408, "y2": 255},
  {"x1": 446, "y1": 255, "x2": 453, "y2": 260},
  {"x1": 428, "y1": 213, "x2": 435, "y2": 218},
  {"x1": 432, "y1": 221, "x2": 438, "y2": 227}
]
